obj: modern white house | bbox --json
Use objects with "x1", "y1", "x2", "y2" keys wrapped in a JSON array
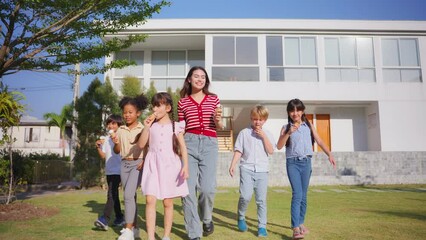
[
  {"x1": 103, "y1": 19, "x2": 426, "y2": 186},
  {"x1": 103, "y1": 19, "x2": 426, "y2": 155}
]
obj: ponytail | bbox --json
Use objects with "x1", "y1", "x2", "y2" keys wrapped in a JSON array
[{"x1": 171, "y1": 110, "x2": 181, "y2": 156}]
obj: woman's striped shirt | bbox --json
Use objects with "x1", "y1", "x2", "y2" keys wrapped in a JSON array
[{"x1": 178, "y1": 94, "x2": 220, "y2": 137}]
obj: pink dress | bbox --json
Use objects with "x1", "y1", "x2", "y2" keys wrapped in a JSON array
[{"x1": 141, "y1": 121, "x2": 189, "y2": 199}]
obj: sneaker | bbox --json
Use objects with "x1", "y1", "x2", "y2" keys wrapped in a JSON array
[
  {"x1": 258, "y1": 227, "x2": 268, "y2": 237},
  {"x1": 94, "y1": 216, "x2": 108, "y2": 231},
  {"x1": 237, "y1": 219, "x2": 248, "y2": 232},
  {"x1": 133, "y1": 227, "x2": 140, "y2": 239},
  {"x1": 292, "y1": 229, "x2": 304, "y2": 239},
  {"x1": 203, "y1": 221, "x2": 214, "y2": 236},
  {"x1": 113, "y1": 217, "x2": 126, "y2": 227},
  {"x1": 118, "y1": 228, "x2": 134, "y2": 240},
  {"x1": 162, "y1": 237, "x2": 171, "y2": 240}
]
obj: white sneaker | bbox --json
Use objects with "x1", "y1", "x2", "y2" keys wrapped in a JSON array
[
  {"x1": 133, "y1": 227, "x2": 140, "y2": 239},
  {"x1": 117, "y1": 228, "x2": 134, "y2": 240}
]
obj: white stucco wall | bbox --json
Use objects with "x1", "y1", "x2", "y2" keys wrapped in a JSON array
[{"x1": 378, "y1": 100, "x2": 426, "y2": 151}]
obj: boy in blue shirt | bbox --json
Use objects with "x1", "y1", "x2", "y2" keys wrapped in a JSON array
[
  {"x1": 229, "y1": 105, "x2": 275, "y2": 237},
  {"x1": 94, "y1": 114, "x2": 125, "y2": 230}
]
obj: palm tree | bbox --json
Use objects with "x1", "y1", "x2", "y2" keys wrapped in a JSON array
[{"x1": 43, "y1": 104, "x2": 72, "y2": 158}]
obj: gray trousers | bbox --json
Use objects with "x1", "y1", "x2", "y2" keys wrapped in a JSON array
[
  {"x1": 182, "y1": 133, "x2": 218, "y2": 239},
  {"x1": 121, "y1": 159, "x2": 142, "y2": 224},
  {"x1": 238, "y1": 167, "x2": 268, "y2": 228}
]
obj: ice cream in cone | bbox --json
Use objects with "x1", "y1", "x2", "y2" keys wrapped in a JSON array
[
  {"x1": 148, "y1": 112, "x2": 157, "y2": 121},
  {"x1": 294, "y1": 121, "x2": 301, "y2": 128},
  {"x1": 108, "y1": 130, "x2": 115, "y2": 138}
]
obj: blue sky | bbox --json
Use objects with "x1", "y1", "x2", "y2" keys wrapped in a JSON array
[{"x1": 2, "y1": 0, "x2": 426, "y2": 119}]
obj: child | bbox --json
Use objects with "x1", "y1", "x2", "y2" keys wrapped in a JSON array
[
  {"x1": 178, "y1": 66, "x2": 223, "y2": 240},
  {"x1": 277, "y1": 99, "x2": 336, "y2": 240},
  {"x1": 112, "y1": 94, "x2": 149, "y2": 240},
  {"x1": 138, "y1": 92, "x2": 189, "y2": 240},
  {"x1": 229, "y1": 105, "x2": 275, "y2": 237},
  {"x1": 94, "y1": 114, "x2": 125, "y2": 230}
]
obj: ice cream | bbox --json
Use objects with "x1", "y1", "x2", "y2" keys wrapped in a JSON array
[
  {"x1": 99, "y1": 136, "x2": 106, "y2": 144},
  {"x1": 294, "y1": 122, "x2": 301, "y2": 128},
  {"x1": 148, "y1": 112, "x2": 156, "y2": 121},
  {"x1": 108, "y1": 130, "x2": 115, "y2": 138}
]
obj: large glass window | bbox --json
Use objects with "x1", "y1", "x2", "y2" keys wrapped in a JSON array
[
  {"x1": 325, "y1": 37, "x2": 375, "y2": 82},
  {"x1": 212, "y1": 36, "x2": 259, "y2": 81},
  {"x1": 114, "y1": 51, "x2": 144, "y2": 77},
  {"x1": 266, "y1": 36, "x2": 318, "y2": 82},
  {"x1": 382, "y1": 38, "x2": 421, "y2": 82},
  {"x1": 151, "y1": 50, "x2": 204, "y2": 91}
]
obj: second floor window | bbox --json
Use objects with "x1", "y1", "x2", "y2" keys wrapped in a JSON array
[
  {"x1": 212, "y1": 36, "x2": 259, "y2": 81},
  {"x1": 325, "y1": 37, "x2": 375, "y2": 82},
  {"x1": 382, "y1": 38, "x2": 421, "y2": 82},
  {"x1": 114, "y1": 51, "x2": 144, "y2": 77},
  {"x1": 267, "y1": 36, "x2": 318, "y2": 82}
]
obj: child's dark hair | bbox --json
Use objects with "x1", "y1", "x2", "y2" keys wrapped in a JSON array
[
  {"x1": 119, "y1": 94, "x2": 149, "y2": 111},
  {"x1": 152, "y1": 92, "x2": 181, "y2": 156},
  {"x1": 285, "y1": 98, "x2": 314, "y2": 147},
  {"x1": 180, "y1": 66, "x2": 216, "y2": 98},
  {"x1": 106, "y1": 114, "x2": 123, "y2": 126},
  {"x1": 119, "y1": 94, "x2": 149, "y2": 144}
]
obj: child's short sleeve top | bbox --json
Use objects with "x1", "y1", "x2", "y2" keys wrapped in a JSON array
[
  {"x1": 101, "y1": 136, "x2": 121, "y2": 175},
  {"x1": 285, "y1": 122, "x2": 314, "y2": 158},
  {"x1": 116, "y1": 122, "x2": 144, "y2": 159},
  {"x1": 234, "y1": 126, "x2": 276, "y2": 172}
]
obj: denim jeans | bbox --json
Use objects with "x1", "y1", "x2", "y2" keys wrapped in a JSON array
[
  {"x1": 182, "y1": 133, "x2": 218, "y2": 239},
  {"x1": 238, "y1": 167, "x2": 268, "y2": 228},
  {"x1": 286, "y1": 156, "x2": 312, "y2": 228}
]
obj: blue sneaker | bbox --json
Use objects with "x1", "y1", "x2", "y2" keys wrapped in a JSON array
[
  {"x1": 258, "y1": 227, "x2": 267, "y2": 237},
  {"x1": 113, "y1": 216, "x2": 125, "y2": 227},
  {"x1": 238, "y1": 219, "x2": 248, "y2": 232},
  {"x1": 94, "y1": 216, "x2": 108, "y2": 231}
]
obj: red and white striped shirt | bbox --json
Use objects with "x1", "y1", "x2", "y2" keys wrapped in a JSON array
[{"x1": 178, "y1": 94, "x2": 220, "y2": 137}]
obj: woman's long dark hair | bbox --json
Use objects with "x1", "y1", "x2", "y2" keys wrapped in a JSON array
[
  {"x1": 180, "y1": 66, "x2": 216, "y2": 98},
  {"x1": 285, "y1": 98, "x2": 314, "y2": 147},
  {"x1": 152, "y1": 92, "x2": 181, "y2": 156}
]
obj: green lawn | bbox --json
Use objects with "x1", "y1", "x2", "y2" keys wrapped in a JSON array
[{"x1": 0, "y1": 185, "x2": 425, "y2": 240}]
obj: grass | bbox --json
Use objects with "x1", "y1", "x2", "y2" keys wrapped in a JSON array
[{"x1": 0, "y1": 185, "x2": 425, "y2": 240}]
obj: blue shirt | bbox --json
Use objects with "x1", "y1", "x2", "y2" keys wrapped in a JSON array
[
  {"x1": 285, "y1": 122, "x2": 314, "y2": 158},
  {"x1": 234, "y1": 126, "x2": 276, "y2": 172}
]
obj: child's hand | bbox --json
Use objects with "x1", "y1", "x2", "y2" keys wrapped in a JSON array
[
  {"x1": 254, "y1": 127, "x2": 265, "y2": 139},
  {"x1": 111, "y1": 135, "x2": 119, "y2": 145},
  {"x1": 229, "y1": 166, "x2": 235, "y2": 177},
  {"x1": 287, "y1": 123, "x2": 299, "y2": 135},
  {"x1": 180, "y1": 166, "x2": 189, "y2": 179},
  {"x1": 96, "y1": 139, "x2": 103, "y2": 147},
  {"x1": 329, "y1": 155, "x2": 336, "y2": 169},
  {"x1": 144, "y1": 113, "x2": 156, "y2": 128},
  {"x1": 136, "y1": 161, "x2": 144, "y2": 171}
]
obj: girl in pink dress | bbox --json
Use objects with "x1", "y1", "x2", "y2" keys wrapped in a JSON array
[{"x1": 138, "y1": 92, "x2": 189, "y2": 240}]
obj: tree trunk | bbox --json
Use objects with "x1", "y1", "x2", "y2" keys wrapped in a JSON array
[
  {"x1": 61, "y1": 132, "x2": 65, "y2": 158},
  {"x1": 6, "y1": 128, "x2": 14, "y2": 205}
]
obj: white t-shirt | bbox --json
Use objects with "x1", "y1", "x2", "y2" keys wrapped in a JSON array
[{"x1": 101, "y1": 136, "x2": 122, "y2": 175}]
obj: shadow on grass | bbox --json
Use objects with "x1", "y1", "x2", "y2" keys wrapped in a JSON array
[
  {"x1": 361, "y1": 209, "x2": 426, "y2": 222},
  {"x1": 213, "y1": 206, "x2": 292, "y2": 239}
]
